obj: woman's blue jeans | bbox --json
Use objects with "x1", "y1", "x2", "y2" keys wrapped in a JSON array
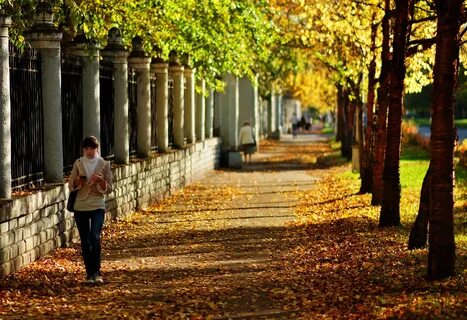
[{"x1": 74, "y1": 209, "x2": 105, "y2": 277}]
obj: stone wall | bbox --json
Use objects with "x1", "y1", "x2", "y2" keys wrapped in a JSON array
[{"x1": 0, "y1": 138, "x2": 221, "y2": 276}]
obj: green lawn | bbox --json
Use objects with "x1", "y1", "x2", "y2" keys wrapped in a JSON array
[
  {"x1": 400, "y1": 145, "x2": 430, "y2": 190},
  {"x1": 340, "y1": 143, "x2": 465, "y2": 242}
]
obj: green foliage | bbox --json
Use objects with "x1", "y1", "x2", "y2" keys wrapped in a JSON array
[{"x1": 1, "y1": 0, "x2": 278, "y2": 90}]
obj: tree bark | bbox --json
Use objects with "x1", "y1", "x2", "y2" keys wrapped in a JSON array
[
  {"x1": 360, "y1": 15, "x2": 378, "y2": 194},
  {"x1": 338, "y1": 85, "x2": 352, "y2": 159},
  {"x1": 336, "y1": 85, "x2": 345, "y2": 142},
  {"x1": 372, "y1": 0, "x2": 392, "y2": 205},
  {"x1": 379, "y1": 0, "x2": 414, "y2": 227},
  {"x1": 428, "y1": 0, "x2": 461, "y2": 281},
  {"x1": 408, "y1": 167, "x2": 430, "y2": 249}
]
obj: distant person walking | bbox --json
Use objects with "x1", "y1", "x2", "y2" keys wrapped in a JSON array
[
  {"x1": 290, "y1": 113, "x2": 299, "y2": 138},
  {"x1": 68, "y1": 136, "x2": 113, "y2": 285},
  {"x1": 238, "y1": 121, "x2": 257, "y2": 163}
]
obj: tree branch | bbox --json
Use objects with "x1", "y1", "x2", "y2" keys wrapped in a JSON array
[
  {"x1": 406, "y1": 38, "x2": 436, "y2": 57},
  {"x1": 410, "y1": 15, "x2": 437, "y2": 25}
]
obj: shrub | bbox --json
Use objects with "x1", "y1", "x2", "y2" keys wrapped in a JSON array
[
  {"x1": 456, "y1": 139, "x2": 467, "y2": 167},
  {"x1": 401, "y1": 120, "x2": 430, "y2": 151}
]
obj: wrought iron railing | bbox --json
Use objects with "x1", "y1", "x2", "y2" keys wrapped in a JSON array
[
  {"x1": 9, "y1": 43, "x2": 44, "y2": 190},
  {"x1": 168, "y1": 74, "x2": 174, "y2": 148},
  {"x1": 99, "y1": 60, "x2": 115, "y2": 160},
  {"x1": 150, "y1": 73, "x2": 158, "y2": 152},
  {"x1": 128, "y1": 67, "x2": 138, "y2": 156},
  {"x1": 61, "y1": 54, "x2": 83, "y2": 173}
]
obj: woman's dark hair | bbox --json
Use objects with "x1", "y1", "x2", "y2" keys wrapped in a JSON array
[{"x1": 82, "y1": 136, "x2": 100, "y2": 149}]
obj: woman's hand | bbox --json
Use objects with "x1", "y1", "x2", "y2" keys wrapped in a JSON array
[{"x1": 90, "y1": 172, "x2": 106, "y2": 189}]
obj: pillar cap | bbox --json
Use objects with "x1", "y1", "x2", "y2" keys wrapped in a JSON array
[
  {"x1": 103, "y1": 27, "x2": 126, "y2": 52},
  {"x1": 69, "y1": 33, "x2": 100, "y2": 57},
  {"x1": 129, "y1": 36, "x2": 148, "y2": 58},
  {"x1": 169, "y1": 50, "x2": 180, "y2": 66},
  {"x1": 181, "y1": 53, "x2": 192, "y2": 68},
  {"x1": 151, "y1": 45, "x2": 166, "y2": 64},
  {"x1": 0, "y1": 12, "x2": 12, "y2": 28},
  {"x1": 151, "y1": 62, "x2": 169, "y2": 74},
  {"x1": 101, "y1": 27, "x2": 128, "y2": 61},
  {"x1": 24, "y1": 2, "x2": 62, "y2": 48}
]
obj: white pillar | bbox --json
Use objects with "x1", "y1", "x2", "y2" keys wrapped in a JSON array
[
  {"x1": 25, "y1": 4, "x2": 64, "y2": 182},
  {"x1": 195, "y1": 78, "x2": 205, "y2": 142},
  {"x1": 205, "y1": 89, "x2": 214, "y2": 139},
  {"x1": 169, "y1": 52, "x2": 184, "y2": 149},
  {"x1": 275, "y1": 94, "x2": 282, "y2": 139},
  {"x1": 102, "y1": 28, "x2": 129, "y2": 164},
  {"x1": 184, "y1": 67, "x2": 195, "y2": 143},
  {"x1": 128, "y1": 36, "x2": 151, "y2": 158},
  {"x1": 153, "y1": 61, "x2": 169, "y2": 152},
  {"x1": 72, "y1": 37, "x2": 100, "y2": 140},
  {"x1": 239, "y1": 76, "x2": 259, "y2": 143},
  {"x1": 268, "y1": 94, "x2": 276, "y2": 136},
  {"x1": 0, "y1": 15, "x2": 11, "y2": 197},
  {"x1": 220, "y1": 73, "x2": 239, "y2": 149}
]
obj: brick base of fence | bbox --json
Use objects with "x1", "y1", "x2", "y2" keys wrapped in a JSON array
[{"x1": 0, "y1": 138, "x2": 221, "y2": 276}]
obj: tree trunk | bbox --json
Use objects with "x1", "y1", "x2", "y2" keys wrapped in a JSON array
[
  {"x1": 408, "y1": 167, "x2": 430, "y2": 249},
  {"x1": 338, "y1": 85, "x2": 352, "y2": 159},
  {"x1": 342, "y1": 92, "x2": 354, "y2": 160},
  {"x1": 360, "y1": 15, "x2": 378, "y2": 194},
  {"x1": 336, "y1": 85, "x2": 345, "y2": 142},
  {"x1": 379, "y1": 0, "x2": 414, "y2": 227},
  {"x1": 357, "y1": 100, "x2": 364, "y2": 171},
  {"x1": 372, "y1": 0, "x2": 392, "y2": 205},
  {"x1": 428, "y1": 0, "x2": 461, "y2": 281}
]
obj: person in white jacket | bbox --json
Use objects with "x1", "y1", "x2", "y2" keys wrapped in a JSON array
[
  {"x1": 238, "y1": 121, "x2": 256, "y2": 163},
  {"x1": 68, "y1": 136, "x2": 113, "y2": 285}
]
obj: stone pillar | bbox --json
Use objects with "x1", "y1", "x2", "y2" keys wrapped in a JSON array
[
  {"x1": 183, "y1": 55, "x2": 195, "y2": 144},
  {"x1": 274, "y1": 94, "x2": 282, "y2": 139},
  {"x1": 128, "y1": 36, "x2": 151, "y2": 158},
  {"x1": 102, "y1": 28, "x2": 129, "y2": 164},
  {"x1": 239, "y1": 76, "x2": 259, "y2": 143},
  {"x1": 268, "y1": 94, "x2": 276, "y2": 137},
  {"x1": 25, "y1": 3, "x2": 63, "y2": 182},
  {"x1": 205, "y1": 89, "x2": 214, "y2": 139},
  {"x1": 71, "y1": 34, "x2": 100, "y2": 140},
  {"x1": 195, "y1": 78, "x2": 206, "y2": 142},
  {"x1": 220, "y1": 73, "x2": 239, "y2": 149},
  {"x1": 169, "y1": 51, "x2": 184, "y2": 149},
  {"x1": 152, "y1": 54, "x2": 169, "y2": 152},
  {"x1": 0, "y1": 14, "x2": 11, "y2": 198}
]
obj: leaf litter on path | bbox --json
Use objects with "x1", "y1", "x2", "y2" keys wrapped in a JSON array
[{"x1": 1, "y1": 138, "x2": 465, "y2": 319}]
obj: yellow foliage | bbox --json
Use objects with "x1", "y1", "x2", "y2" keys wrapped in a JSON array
[{"x1": 285, "y1": 68, "x2": 336, "y2": 112}]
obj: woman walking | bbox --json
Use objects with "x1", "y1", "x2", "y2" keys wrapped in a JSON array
[
  {"x1": 238, "y1": 121, "x2": 257, "y2": 163},
  {"x1": 68, "y1": 136, "x2": 113, "y2": 284}
]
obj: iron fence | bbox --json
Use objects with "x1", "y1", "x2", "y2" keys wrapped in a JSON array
[
  {"x1": 150, "y1": 73, "x2": 158, "y2": 152},
  {"x1": 9, "y1": 44, "x2": 44, "y2": 190},
  {"x1": 61, "y1": 54, "x2": 83, "y2": 173},
  {"x1": 99, "y1": 60, "x2": 114, "y2": 160},
  {"x1": 128, "y1": 67, "x2": 138, "y2": 156},
  {"x1": 168, "y1": 74, "x2": 174, "y2": 148}
]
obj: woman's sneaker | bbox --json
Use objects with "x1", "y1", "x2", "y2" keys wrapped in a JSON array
[
  {"x1": 94, "y1": 274, "x2": 104, "y2": 284},
  {"x1": 85, "y1": 275, "x2": 95, "y2": 284}
]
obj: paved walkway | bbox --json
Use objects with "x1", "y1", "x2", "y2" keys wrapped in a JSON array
[{"x1": 0, "y1": 134, "x2": 331, "y2": 320}]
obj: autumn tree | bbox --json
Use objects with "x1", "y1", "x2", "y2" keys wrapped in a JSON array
[
  {"x1": 427, "y1": 0, "x2": 463, "y2": 280},
  {"x1": 1, "y1": 0, "x2": 277, "y2": 90},
  {"x1": 378, "y1": 0, "x2": 415, "y2": 226}
]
